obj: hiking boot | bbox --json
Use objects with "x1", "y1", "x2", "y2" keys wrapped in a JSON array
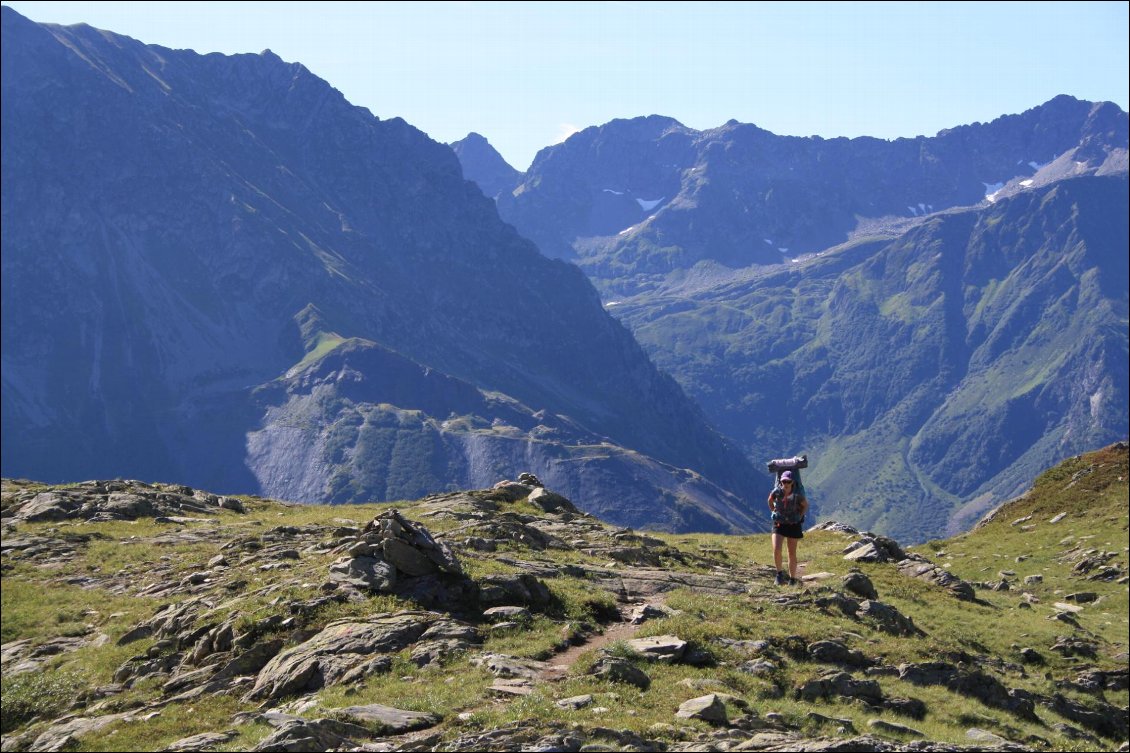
[
  {"x1": 789, "y1": 576, "x2": 799, "y2": 586},
  {"x1": 774, "y1": 570, "x2": 787, "y2": 586}
]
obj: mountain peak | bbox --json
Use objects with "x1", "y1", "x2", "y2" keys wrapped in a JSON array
[{"x1": 450, "y1": 132, "x2": 522, "y2": 200}]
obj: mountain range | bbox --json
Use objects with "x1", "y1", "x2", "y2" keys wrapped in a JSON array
[
  {"x1": 2, "y1": 5, "x2": 1127, "y2": 544},
  {"x1": 483, "y1": 97, "x2": 1126, "y2": 297},
  {"x1": 0, "y1": 7, "x2": 764, "y2": 533},
  {"x1": 457, "y1": 99, "x2": 1129, "y2": 543}
]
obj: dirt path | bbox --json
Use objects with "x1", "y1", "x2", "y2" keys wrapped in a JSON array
[
  {"x1": 537, "y1": 593, "x2": 674, "y2": 682},
  {"x1": 538, "y1": 618, "x2": 642, "y2": 681}
]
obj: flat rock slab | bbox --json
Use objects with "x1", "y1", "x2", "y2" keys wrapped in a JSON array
[
  {"x1": 328, "y1": 704, "x2": 440, "y2": 733},
  {"x1": 626, "y1": 634, "x2": 687, "y2": 662},
  {"x1": 489, "y1": 678, "x2": 534, "y2": 696},
  {"x1": 164, "y1": 731, "x2": 240, "y2": 751}
]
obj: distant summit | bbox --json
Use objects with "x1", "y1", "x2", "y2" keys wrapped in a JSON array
[
  {"x1": 495, "y1": 96, "x2": 1128, "y2": 295},
  {"x1": 450, "y1": 132, "x2": 523, "y2": 201}
]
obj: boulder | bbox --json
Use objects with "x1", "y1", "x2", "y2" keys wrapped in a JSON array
[
  {"x1": 327, "y1": 704, "x2": 441, "y2": 733},
  {"x1": 807, "y1": 640, "x2": 872, "y2": 667},
  {"x1": 249, "y1": 718, "x2": 371, "y2": 752},
  {"x1": 589, "y1": 656, "x2": 651, "y2": 690},
  {"x1": 328, "y1": 555, "x2": 396, "y2": 591},
  {"x1": 895, "y1": 557, "x2": 976, "y2": 601},
  {"x1": 247, "y1": 612, "x2": 476, "y2": 701},
  {"x1": 676, "y1": 694, "x2": 728, "y2": 725},
  {"x1": 797, "y1": 671, "x2": 883, "y2": 704},
  {"x1": 626, "y1": 635, "x2": 687, "y2": 663},
  {"x1": 527, "y1": 487, "x2": 578, "y2": 514},
  {"x1": 165, "y1": 731, "x2": 239, "y2": 751},
  {"x1": 841, "y1": 571, "x2": 878, "y2": 600},
  {"x1": 897, "y1": 662, "x2": 1037, "y2": 721},
  {"x1": 858, "y1": 600, "x2": 921, "y2": 636}
]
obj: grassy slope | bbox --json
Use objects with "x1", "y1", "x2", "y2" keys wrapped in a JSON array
[{"x1": 1, "y1": 444, "x2": 1126, "y2": 751}]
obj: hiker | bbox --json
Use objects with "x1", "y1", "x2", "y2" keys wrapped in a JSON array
[{"x1": 768, "y1": 470, "x2": 808, "y2": 585}]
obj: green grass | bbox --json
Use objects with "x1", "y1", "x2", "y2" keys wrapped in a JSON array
[{"x1": 2, "y1": 445, "x2": 1126, "y2": 750}]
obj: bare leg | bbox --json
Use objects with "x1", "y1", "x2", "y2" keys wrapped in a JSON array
[
  {"x1": 772, "y1": 533, "x2": 784, "y2": 573},
  {"x1": 787, "y1": 537, "x2": 800, "y2": 579}
]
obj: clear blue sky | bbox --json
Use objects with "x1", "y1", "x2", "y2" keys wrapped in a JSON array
[{"x1": 5, "y1": 1, "x2": 1128, "y2": 170}]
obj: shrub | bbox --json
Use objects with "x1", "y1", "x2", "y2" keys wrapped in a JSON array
[{"x1": 1, "y1": 669, "x2": 85, "y2": 733}]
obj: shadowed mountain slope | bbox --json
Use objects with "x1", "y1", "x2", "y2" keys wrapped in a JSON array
[{"x1": 0, "y1": 7, "x2": 764, "y2": 532}]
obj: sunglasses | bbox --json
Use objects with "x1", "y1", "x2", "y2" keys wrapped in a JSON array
[{"x1": 781, "y1": 480, "x2": 793, "y2": 484}]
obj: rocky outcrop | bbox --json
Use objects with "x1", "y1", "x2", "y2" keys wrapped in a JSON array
[
  {"x1": 1, "y1": 480, "x2": 243, "y2": 524},
  {"x1": 896, "y1": 556, "x2": 977, "y2": 601},
  {"x1": 327, "y1": 509, "x2": 465, "y2": 603},
  {"x1": 815, "y1": 522, "x2": 977, "y2": 600},
  {"x1": 247, "y1": 611, "x2": 479, "y2": 701}
]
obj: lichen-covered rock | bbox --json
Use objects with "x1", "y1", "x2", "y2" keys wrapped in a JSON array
[{"x1": 247, "y1": 611, "x2": 478, "y2": 701}]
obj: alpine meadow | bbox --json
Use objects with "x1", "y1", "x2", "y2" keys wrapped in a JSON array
[{"x1": 1, "y1": 6, "x2": 1127, "y2": 753}]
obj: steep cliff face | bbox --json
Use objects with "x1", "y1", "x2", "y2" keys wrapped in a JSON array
[
  {"x1": 0, "y1": 7, "x2": 764, "y2": 531},
  {"x1": 614, "y1": 175, "x2": 1129, "y2": 542},
  {"x1": 497, "y1": 99, "x2": 1128, "y2": 295}
]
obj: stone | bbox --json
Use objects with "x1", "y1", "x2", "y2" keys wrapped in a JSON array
[
  {"x1": 471, "y1": 653, "x2": 549, "y2": 679},
  {"x1": 965, "y1": 727, "x2": 1010, "y2": 745},
  {"x1": 868, "y1": 719, "x2": 923, "y2": 737},
  {"x1": 1064, "y1": 591, "x2": 1098, "y2": 603},
  {"x1": 806, "y1": 712, "x2": 857, "y2": 733},
  {"x1": 489, "y1": 678, "x2": 534, "y2": 696},
  {"x1": 676, "y1": 694, "x2": 728, "y2": 725},
  {"x1": 483, "y1": 606, "x2": 532, "y2": 622},
  {"x1": 625, "y1": 635, "x2": 687, "y2": 663},
  {"x1": 628, "y1": 603, "x2": 674, "y2": 624},
  {"x1": 327, "y1": 704, "x2": 440, "y2": 733},
  {"x1": 556, "y1": 694, "x2": 594, "y2": 710},
  {"x1": 328, "y1": 555, "x2": 396, "y2": 592},
  {"x1": 882, "y1": 697, "x2": 926, "y2": 720},
  {"x1": 739, "y1": 659, "x2": 777, "y2": 676},
  {"x1": 895, "y1": 557, "x2": 976, "y2": 601},
  {"x1": 249, "y1": 718, "x2": 371, "y2": 752},
  {"x1": 796, "y1": 671, "x2": 883, "y2": 704},
  {"x1": 807, "y1": 640, "x2": 871, "y2": 667},
  {"x1": 897, "y1": 662, "x2": 1037, "y2": 721},
  {"x1": 28, "y1": 713, "x2": 135, "y2": 752},
  {"x1": 477, "y1": 573, "x2": 552, "y2": 608},
  {"x1": 527, "y1": 487, "x2": 579, "y2": 513},
  {"x1": 164, "y1": 731, "x2": 240, "y2": 751},
  {"x1": 844, "y1": 543, "x2": 883, "y2": 563},
  {"x1": 589, "y1": 656, "x2": 651, "y2": 690},
  {"x1": 1048, "y1": 692, "x2": 1129, "y2": 740},
  {"x1": 247, "y1": 612, "x2": 476, "y2": 701},
  {"x1": 380, "y1": 538, "x2": 438, "y2": 577},
  {"x1": 841, "y1": 572, "x2": 877, "y2": 600},
  {"x1": 857, "y1": 600, "x2": 920, "y2": 636}
]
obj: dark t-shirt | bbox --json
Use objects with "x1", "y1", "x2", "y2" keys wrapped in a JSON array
[{"x1": 769, "y1": 487, "x2": 806, "y2": 525}]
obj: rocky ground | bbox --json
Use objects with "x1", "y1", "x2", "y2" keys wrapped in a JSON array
[{"x1": 2, "y1": 448, "x2": 1128, "y2": 752}]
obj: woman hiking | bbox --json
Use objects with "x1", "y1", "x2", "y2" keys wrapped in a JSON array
[{"x1": 767, "y1": 470, "x2": 808, "y2": 585}]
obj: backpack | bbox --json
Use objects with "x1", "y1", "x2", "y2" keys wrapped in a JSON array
[{"x1": 767, "y1": 454, "x2": 808, "y2": 524}]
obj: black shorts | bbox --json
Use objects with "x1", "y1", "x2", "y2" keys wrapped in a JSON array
[{"x1": 774, "y1": 521, "x2": 804, "y2": 539}]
